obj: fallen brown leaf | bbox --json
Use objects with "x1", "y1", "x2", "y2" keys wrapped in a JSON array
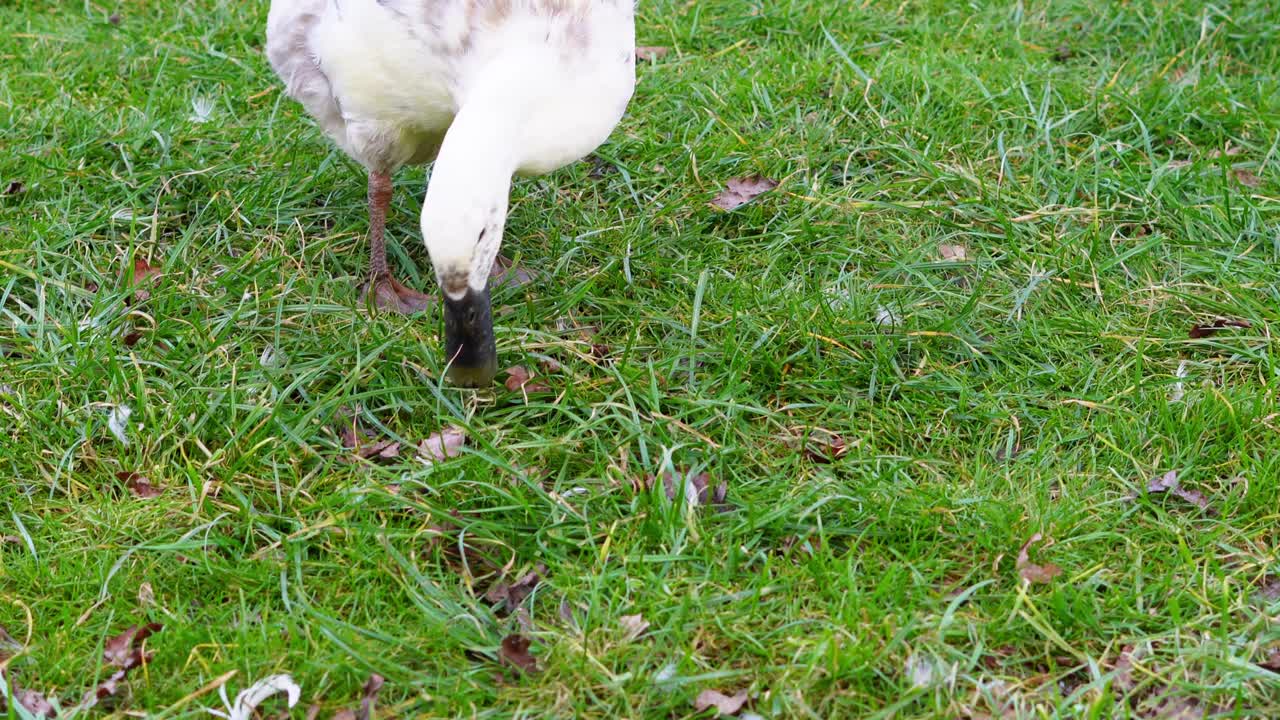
[
  {"x1": 335, "y1": 407, "x2": 369, "y2": 450},
  {"x1": 693, "y1": 688, "x2": 748, "y2": 716},
  {"x1": 357, "y1": 674, "x2": 384, "y2": 720},
  {"x1": 504, "y1": 366, "x2": 551, "y2": 394},
  {"x1": 1144, "y1": 470, "x2": 1211, "y2": 511},
  {"x1": 490, "y1": 254, "x2": 535, "y2": 290},
  {"x1": 1230, "y1": 168, "x2": 1261, "y2": 188},
  {"x1": 1112, "y1": 644, "x2": 1138, "y2": 693},
  {"x1": 586, "y1": 153, "x2": 616, "y2": 178},
  {"x1": 334, "y1": 410, "x2": 405, "y2": 462},
  {"x1": 0, "y1": 623, "x2": 20, "y2": 651},
  {"x1": 81, "y1": 668, "x2": 130, "y2": 710},
  {"x1": 4, "y1": 180, "x2": 25, "y2": 196},
  {"x1": 13, "y1": 689, "x2": 55, "y2": 719},
  {"x1": 647, "y1": 469, "x2": 729, "y2": 511},
  {"x1": 558, "y1": 599, "x2": 582, "y2": 633},
  {"x1": 122, "y1": 330, "x2": 143, "y2": 347},
  {"x1": 619, "y1": 613, "x2": 650, "y2": 642},
  {"x1": 103, "y1": 622, "x2": 162, "y2": 669},
  {"x1": 538, "y1": 357, "x2": 563, "y2": 374},
  {"x1": 635, "y1": 46, "x2": 670, "y2": 61},
  {"x1": 333, "y1": 711, "x2": 357, "y2": 720},
  {"x1": 128, "y1": 257, "x2": 162, "y2": 284},
  {"x1": 1256, "y1": 576, "x2": 1280, "y2": 604},
  {"x1": 710, "y1": 175, "x2": 778, "y2": 211},
  {"x1": 116, "y1": 471, "x2": 163, "y2": 499},
  {"x1": 938, "y1": 244, "x2": 968, "y2": 261},
  {"x1": 357, "y1": 439, "x2": 401, "y2": 462},
  {"x1": 1189, "y1": 318, "x2": 1250, "y2": 338},
  {"x1": 484, "y1": 565, "x2": 546, "y2": 615},
  {"x1": 1016, "y1": 533, "x2": 1062, "y2": 585},
  {"x1": 994, "y1": 441, "x2": 1022, "y2": 462},
  {"x1": 1147, "y1": 470, "x2": 1179, "y2": 492},
  {"x1": 499, "y1": 634, "x2": 537, "y2": 674},
  {"x1": 797, "y1": 428, "x2": 847, "y2": 463},
  {"x1": 417, "y1": 426, "x2": 465, "y2": 464}
]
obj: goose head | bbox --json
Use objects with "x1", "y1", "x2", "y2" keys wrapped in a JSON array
[{"x1": 419, "y1": 107, "x2": 514, "y2": 387}]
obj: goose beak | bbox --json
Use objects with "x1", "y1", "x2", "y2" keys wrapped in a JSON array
[{"x1": 442, "y1": 286, "x2": 497, "y2": 387}]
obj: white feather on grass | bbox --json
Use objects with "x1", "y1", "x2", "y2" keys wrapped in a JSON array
[
  {"x1": 107, "y1": 405, "x2": 132, "y2": 445},
  {"x1": 206, "y1": 674, "x2": 300, "y2": 720}
]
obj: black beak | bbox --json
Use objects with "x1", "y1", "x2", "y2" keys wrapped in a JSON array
[{"x1": 442, "y1": 286, "x2": 497, "y2": 387}]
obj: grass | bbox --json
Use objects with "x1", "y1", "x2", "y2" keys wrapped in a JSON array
[{"x1": 2, "y1": 0, "x2": 1279, "y2": 717}]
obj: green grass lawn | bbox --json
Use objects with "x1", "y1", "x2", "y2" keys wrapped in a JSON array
[{"x1": 3, "y1": 0, "x2": 1280, "y2": 717}]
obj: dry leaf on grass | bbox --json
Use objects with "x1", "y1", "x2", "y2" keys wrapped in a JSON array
[
  {"x1": 635, "y1": 46, "x2": 670, "y2": 61},
  {"x1": 417, "y1": 426, "x2": 465, "y2": 464},
  {"x1": 116, "y1": 472, "x2": 163, "y2": 499},
  {"x1": 83, "y1": 670, "x2": 128, "y2": 708},
  {"x1": 75, "y1": 622, "x2": 165, "y2": 711},
  {"x1": 0, "y1": 623, "x2": 20, "y2": 652},
  {"x1": 1143, "y1": 470, "x2": 1211, "y2": 512},
  {"x1": 1230, "y1": 168, "x2": 1262, "y2": 188},
  {"x1": 1256, "y1": 576, "x2": 1280, "y2": 604},
  {"x1": 1015, "y1": 533, "x2": 1062, "y2": 585},
  {"x1": 357, "y1": 674, "x2": 384, "y2": 720},
  {"x1": 334, "y1": 410, "x2": 404, "y2": 462},
  {"x1": 12, "y1": 690, "x2": 55, "y2": 719},
  {"x1": 938, "y1": 244, "x2": 968, "y2": 261},
  {"x1": 490, "y1": 254, "x2": 535, "y2": 290},
  {"x1": 618, "y1": 613, "x2": 650, "y2": 642},
  {"x1": 499, "y1": 634, "x2": 537, "y2": 674},
  {"x1": 693, "y1": 688, "x2": 748, "y2": 716},
  {"x1": 4, "y1": 180, "x2": 25, "y2": 196},
  {"x1": 504, "y1": 366, "x2": 551, "y2": 394},
  {"x1": 358, "y1": 439, "x2": 402, "y2": 462},
  {"x1": 710, "y1": 176, "x2": 778, "y2": 211},
  {"x1": 794, "y1": 428, "x2": 848, "y2": 463},
  {"x1": 1111, "y1": 645, "x2": 1138, "y2": 693},
  {"x1": 127, "y1": 257, "x2": 162, "y2": 284},
  {"x1": 484, "y1": 565, "x2": 545, "y2": 615},
  {"x1": 1189, "y1": 318, "x2": 1250, "y2": 338},
  {"x1": 646, "y1": 469, "x2": 729, "y2": 511},
  {"x1": 103, "y1": 623, "x2": 162, "y2": 669}
]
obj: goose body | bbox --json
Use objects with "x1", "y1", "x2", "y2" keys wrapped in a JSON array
[{"x1": 265, "y1": 0, "x2": 636, "y2": 384}]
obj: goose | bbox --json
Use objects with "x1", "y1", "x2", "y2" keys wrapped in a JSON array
[{"x1": 265, "y1": 0, "x2": 636, "y2": 386}]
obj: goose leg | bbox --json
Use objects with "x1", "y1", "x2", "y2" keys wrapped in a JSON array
[{"x1": 363, "y1": 170, "x2": 431, "y2": 314}]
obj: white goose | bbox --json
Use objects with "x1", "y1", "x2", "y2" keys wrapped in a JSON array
[{"x1": 265, "y1": 0, "x2": 636, "y2": 386}]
